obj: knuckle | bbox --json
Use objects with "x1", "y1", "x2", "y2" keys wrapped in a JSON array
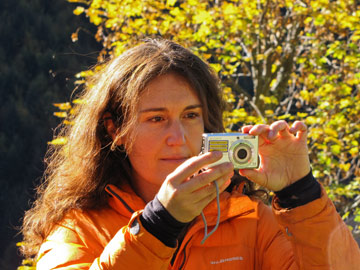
[{"x1": 219, "y1": 163, "x2": 232, "y2": 175}]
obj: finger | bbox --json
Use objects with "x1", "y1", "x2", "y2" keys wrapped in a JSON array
[
  {"x1": 241, "y1": 125, "x2": 253, "y2": 133},
  {"x1": 193, "y1": 180, "x2": 225, "y2": 210},
  {"x1": 198, "y1": 173, "x2": 232, "y2": 205},
  {"x1": 219, "y1": 178, "x2": 232, "y2": 193},
  {"x1": 184, "y1": 162, "x2": 234, "y2": 193},
  {"x1": 169, "y1": 151, "x2": 223, "y2": 185},
  {"x1": 179, "y1": 174, "x2": 232, "y2": 220},
  {"x1": 268, "y1": 120, "x2": 291, "y2": 139},
  {"x1": 289, "y1": 121, "x2": 307, "y2": 140},
  {"x1": 247, "y1": 124, "x2": 270, "y2": 145},
  {"x1": 238, "y1": 168, "x2": 267, "y2": 189},
  {"x1": 198, "y1": 170, "x2": 233, "y2": 196},
  {"x1": 248, "y1": 124, "x2": 269, "y2": 136}
]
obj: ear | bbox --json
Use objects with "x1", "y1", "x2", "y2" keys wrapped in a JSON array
[{"x1": 103, "y1": 112, "x2": 123, "y2": 145}]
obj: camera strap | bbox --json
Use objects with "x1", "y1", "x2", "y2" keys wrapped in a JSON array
[{"x1": 200, "y1": 180, "x2": 221, "y2": 244}]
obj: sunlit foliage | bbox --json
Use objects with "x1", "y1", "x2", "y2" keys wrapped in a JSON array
[{"x1": 62, "y1": 0, "x2": 360, "y2": 236}]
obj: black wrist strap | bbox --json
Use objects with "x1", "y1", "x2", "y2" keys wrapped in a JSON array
[
  {"x1": 140, "y1": 196, "x2": 189, "y2": 248},
  {"x1": 274, "y1": 170, "x2": 321, "y2": 209}
]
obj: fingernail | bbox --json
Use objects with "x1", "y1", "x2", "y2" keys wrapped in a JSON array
[{"x1": 268, "y1": 130, "x2": 274, "y2": 138}]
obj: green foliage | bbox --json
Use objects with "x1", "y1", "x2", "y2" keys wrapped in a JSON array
[{"x1": 64, "y1": 0, "x2": 360, "y2": 233}]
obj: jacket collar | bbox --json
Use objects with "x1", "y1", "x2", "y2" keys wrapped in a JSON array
[
  {"x1": 105, "y1": 182, "x2": 258, "y2": 223},
  {"x1": 105, "y1": 184, "x2": 146, "y2": 218}
]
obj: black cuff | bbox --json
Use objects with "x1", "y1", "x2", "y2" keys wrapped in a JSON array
[
  {"x1": 274, "y1": 170, "x2": 321, "y2": 209},
  {"x1": 140, "y1": 196, "x2": 189, "y2": 248}
]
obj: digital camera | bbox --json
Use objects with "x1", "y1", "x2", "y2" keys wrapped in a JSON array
[{"x1": 201, "y1": 133, "x2": 259, "y2": 169}]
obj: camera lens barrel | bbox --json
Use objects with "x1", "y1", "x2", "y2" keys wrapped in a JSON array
[
  {"x1": 237, "y1": 148, "x2": 248, "y2": 160},
  {"x1": 230, "y1": 141, "x2": 253, "y2": 166}
]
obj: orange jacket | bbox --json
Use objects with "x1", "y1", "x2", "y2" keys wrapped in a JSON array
[{"x1": 37, "y1": 183, "x2": 360, "y2": 269}]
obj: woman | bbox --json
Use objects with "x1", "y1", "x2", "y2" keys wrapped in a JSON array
[{"x1": 21, "y1": 39, "x2": 359, "y2": 269}]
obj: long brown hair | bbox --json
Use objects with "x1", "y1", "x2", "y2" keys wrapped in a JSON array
[{"x1": 20, "y1": 39, "x2": 228, "y2": 257}]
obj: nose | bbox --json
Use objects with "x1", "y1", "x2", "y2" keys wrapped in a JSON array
[{"x1": 166, "y1": 120, "x2": 186, "y2": 146}]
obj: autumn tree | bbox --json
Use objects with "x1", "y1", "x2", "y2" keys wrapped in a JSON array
[{"x1": 58, "y1": 0, "x2": 360, "y2": 238}]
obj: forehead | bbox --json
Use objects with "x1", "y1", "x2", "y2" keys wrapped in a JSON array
[{"x1": 138, "y1": 73, "x2": 201, "y2": 110}]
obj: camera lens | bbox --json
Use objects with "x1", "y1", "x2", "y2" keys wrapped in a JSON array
[
  {"x1": 237, "y1": 148, "x2": 248, "y2": 160},
  {"x1": 232, "y1": 143, "x2": 252, "y2": 165},
  {"x1": 228, "y1": 137, "x2": 258, "y2": 169}
]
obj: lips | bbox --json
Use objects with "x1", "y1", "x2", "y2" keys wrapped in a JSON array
[
  {"x1": 160, "y1": 156, "x2": 189, "y2": 163},
  {"x1": 161, "y1": 157, "x2": 188, "y2": 161}
]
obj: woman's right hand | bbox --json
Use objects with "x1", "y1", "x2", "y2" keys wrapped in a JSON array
[{"x1": 156, "y1": 151, "x2": 234, "y2": 223}]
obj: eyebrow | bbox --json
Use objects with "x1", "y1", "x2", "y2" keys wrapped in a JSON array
[{"x1": 139, "y1": 104, "x2": 203, "y2": 113}]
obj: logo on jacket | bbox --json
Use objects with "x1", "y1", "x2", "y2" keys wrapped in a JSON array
[{"x1": 210, "y1": 256, "x2": 244, "y2": 265}]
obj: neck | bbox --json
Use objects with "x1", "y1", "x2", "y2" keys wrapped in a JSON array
[{"x1": 130, "y1": 173, "x2": 160, "y2": 203}]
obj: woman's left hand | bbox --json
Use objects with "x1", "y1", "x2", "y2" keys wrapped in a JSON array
[{"x1": 239, "y1": 120, "x2": 311, "y2": 192}]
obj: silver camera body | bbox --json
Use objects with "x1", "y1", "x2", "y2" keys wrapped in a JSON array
[{"x1": 201, "y1": 133, "x2": 259, "y2": 169}]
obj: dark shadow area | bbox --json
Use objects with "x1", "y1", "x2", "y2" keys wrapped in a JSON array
[{"x1": 0, "y1": 0, "x2": 101, "y2": 269}]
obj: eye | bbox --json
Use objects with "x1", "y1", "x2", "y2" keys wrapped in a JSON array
[
  {"x1": 148, "y1": 116, "x2": 165, "y2": 122},
  {"x1": 184, "y1": 112, "x2": 200, "y2": 119}
]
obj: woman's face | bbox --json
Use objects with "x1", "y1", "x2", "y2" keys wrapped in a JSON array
[{"x1": 125, "y1": 73, "x2": 204, "y2": 190}]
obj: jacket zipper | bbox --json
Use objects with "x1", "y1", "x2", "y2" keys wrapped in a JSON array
[
  {"x1": 179, "y1": 238, "x2": 192, "y2": 270},
  {"x1": 105, "y1": 185, "x2": 135, "y2": 214}
]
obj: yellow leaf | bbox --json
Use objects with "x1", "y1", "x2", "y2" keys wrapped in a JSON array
[
  {"x1": 210, "y1": 63, "x2": 222, "y2": 73},
  {"x1": 71, "y1": 32, "x2": 78, "y2": 42},
  {"x1": 324, "y1": 127, "x2": 337, "y2": 137},
  {"x1": 350, "y1": 147, "x2": 359, "y2": 156},
  {"x1": 72, "y1": 99, "x2": 86, "y2": 104},
  {"x1": 271, "y1": 64, "x2": 277, "y2": 73},
  {"x1": 54, "y1": 112, "x2": 68, "y2": 118},
  {"x1": 278, "y1": 114, "x2": 291, "y2": 120},
  {"x1": 75, "y1": 80, "x2": 86, "y2": 85},
  {"x1": 304, "y1": 17, "x2": 313, "y2": 24},
  {"x1": 90, "y1": 15, "x2": 102, "y2": 26},
  {"x1": 48, "y1": 137, "x2": 68, "y2": 145},
  {"x1": 223, "y1": 3, "x2": 235, "y2": 16},
  {"x1": 53, "y1": 102, "x2": 72, "y2": 110},
  {"x1": 270, "y1": 79, "x2": 277, "y2": 88},
  {"x1": 170, "y1": 7, "x2": 181, "y2": 17},
  {"x1": 194, "y1": 10, "x2": 211, "y2": 24},
  {"x1": 166, "y1": 0, "x2": 177, "y2": 7},
  {"x1": 73, "y1": 6, "x2": 85, "y2": 16},
  {"x1": 297, "y1": 112, "x2": 308, "y2": 118},
  {"x1": 351, "y1": 140, "x2": 359, "y2": 146},
  {"x1": 331, "y1": 144, "x2": 341, "y2": 155},
  {"x1": 188, "y1": 0, "x2": 198, "y2": 5},
  {"x1": 63, "y1": 120, "x2": 75, "y2": 125},
  {"x1": 305, "y1": 116, "x2": 318, "y2": 125},
  {"x1": 340, "y1": 163, "x2": 351, "y2": 171},
  {"x1": 256, "y1": 54, "x2": 264, "y2": 61},
  {"x1": 339, "y1": 99, "x2": 351, "y2": 109}
]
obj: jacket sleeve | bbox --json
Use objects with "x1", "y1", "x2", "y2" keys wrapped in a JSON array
[
  {"x1": 36, "y1": 211, "x2": 175, "y2": 270},
  {"x1": 255, "y1": 201, "x2": 298, "y2": 270},
  {"x1": 272, "y1": 185, "x2": 360, "y2": 269}
]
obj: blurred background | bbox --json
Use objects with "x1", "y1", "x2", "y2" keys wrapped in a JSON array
[
  {"x1": 1, "y1": 0, "x2": 359, "y2": 269},
  {"x1": 0, "y1": 1, "x2": 101, "y2": 269}
]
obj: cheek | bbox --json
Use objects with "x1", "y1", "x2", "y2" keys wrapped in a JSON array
[
  {"x1": 188, "y1": 122, "x2": 205, "y2": 152},
  {"x1": 126, "y1": 132, "x2": 159, "y2": 169}
]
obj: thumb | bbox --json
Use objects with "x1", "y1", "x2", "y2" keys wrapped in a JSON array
[{"x1": 238, "y1": 168, "x2": 267, "y2": 187}]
